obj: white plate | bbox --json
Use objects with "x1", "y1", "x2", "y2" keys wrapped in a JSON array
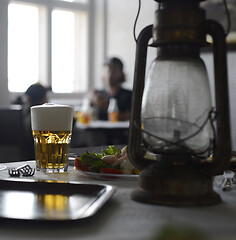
[{"x1": 77, "y1": 169, "x2": 139, "y2": 181}]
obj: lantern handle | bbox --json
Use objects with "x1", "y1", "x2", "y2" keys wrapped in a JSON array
[
  {"x1": 128, "y1": 25, "x2": 154, "y2": 169},
  {"x1": 204, "y1": 19, "x2": 231, "y2": 175}
]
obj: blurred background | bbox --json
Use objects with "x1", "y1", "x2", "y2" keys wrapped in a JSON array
[{"x1": 0, "y1": 0, "x2": 235, "y2": 154}]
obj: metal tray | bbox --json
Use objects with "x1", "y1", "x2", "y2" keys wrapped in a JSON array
[{"x1": 0, "y1": 178, "x2": 116, "y2": 221}]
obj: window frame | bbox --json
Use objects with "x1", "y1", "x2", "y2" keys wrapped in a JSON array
[{"x1": 8, "y1": 0, "x2": 94, "y2": 101}]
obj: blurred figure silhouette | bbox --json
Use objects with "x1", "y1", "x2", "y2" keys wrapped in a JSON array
[
  {"x1": 12, "y1": 83, "x2": 50, "y2": 159},
  {"x1": 13, "y1": 83, "x2": 49, "y2": 108},
  {"x1": 90, "y1": 57, "x2": 132, "y2": 121},
  {"x1": 25, "y1": 83, "x2": 49, "y2": 107}
]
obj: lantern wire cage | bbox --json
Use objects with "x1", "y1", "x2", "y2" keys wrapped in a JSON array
[{"x1": 134, "y1": 108, "x2": 217, "y2": 159}]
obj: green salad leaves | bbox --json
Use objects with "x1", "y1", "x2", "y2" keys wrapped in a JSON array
[
  {"x1": 79, "y1": 145, "x2": 121, "y2": 172},
  {"x1": 101, "y1": 145, "x2": 121, "y2": 156}
]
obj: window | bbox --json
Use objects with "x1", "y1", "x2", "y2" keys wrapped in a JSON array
[
  {"x1": 8, "y1": 0, "x2": 89, "y2": 94},
  {"x1": 58, "y1": 0, "x2": 88, "y2": 3},
  {"x1": 52, "y1": 9, "x2": 88, "y2": 93},
  {"x1": 52, "y1": 10, "x2": 75, "y2": 93},
  {"x1": 8, "y1": 3, "x2": 39, "y2": 92}
]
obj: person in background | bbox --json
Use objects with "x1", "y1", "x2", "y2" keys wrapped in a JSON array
[
  {"x1": 12, "y1": 83, "x2": 49, "y2": 108},
  {"x1": 14, "y1": 83, "x2": 50, "y2": 122},
  {"x1": 12, "y1": 83, "x2": 50, "y2": 159},
  {"x1": 90, "y1": 57, "x2": 132, "y2": 121},
  {"x1": 22, "y1": 82, "x2": 49, "y2": 123},
  {"x1": 25, "y1": 83, "x2": 49, "y2": 107}
]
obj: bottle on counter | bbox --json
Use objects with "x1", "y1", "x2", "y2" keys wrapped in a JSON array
[
  {"x1": 108, "y1": 98, "x2": 118, "y2": 122},
  {"x1": 80, "y1": 99, "x2": 92, "y2": 124}
]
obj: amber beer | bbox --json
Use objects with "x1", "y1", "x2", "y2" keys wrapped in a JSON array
[
  {"x1": 31, "y1": 104, "x2": 74, "y2": 173},
  {"x1": 32, "y1": 130, "x2": 71, "y2": 171}
]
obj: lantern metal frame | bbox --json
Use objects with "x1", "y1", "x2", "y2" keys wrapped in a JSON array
[{"x1": 128, "y1": 0, "x2": 231, "y2": 206}]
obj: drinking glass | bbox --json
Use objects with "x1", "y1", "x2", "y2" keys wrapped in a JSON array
[{"x1": 31, "y1": 103, "x2": 74, "y2": 173}]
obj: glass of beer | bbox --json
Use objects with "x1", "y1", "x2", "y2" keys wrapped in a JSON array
[{"x1": 31, "y1": 103, "x2": 74, "y2": 173}]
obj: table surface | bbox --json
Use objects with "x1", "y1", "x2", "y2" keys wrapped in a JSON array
[
  {"x1": 0, "y1": 154, "x2": 236, "y2": 240},
  {"x1": 72, "y1": 122, "x2": 129, "y2": 147},
  {"x1": 75, "y1": 120, "x2": 129, "y2": 129}
]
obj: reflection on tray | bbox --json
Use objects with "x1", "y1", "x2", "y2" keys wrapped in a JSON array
[{"x1": 0, "y1": 179, "x2": 116, "y2": 221}]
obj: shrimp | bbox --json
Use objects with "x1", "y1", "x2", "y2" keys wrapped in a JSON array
[
  {"x1": 112, "y1": 153, "x2": 128, "y2": 167},
  {"x1": 120, "y1": 146, "x2": 127, "y2": 157},
  {"x1": 102, "y1": 155, "x2": 118, "y2": 165},
  {"x1": 102, "y1": 146, "x2": 129, "y2": 167}
]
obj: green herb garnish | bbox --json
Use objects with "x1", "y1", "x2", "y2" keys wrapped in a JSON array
[
  {"x1": 101, "y1": 145, "x2": 121, "y2": 156},
  {"x1": 78, "y1": 146, "x2": 122, "y2": 172}
]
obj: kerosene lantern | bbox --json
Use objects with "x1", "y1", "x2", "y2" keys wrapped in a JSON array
[{"x1": 128, "y1": 0, "x2": 231, "y2": 206}]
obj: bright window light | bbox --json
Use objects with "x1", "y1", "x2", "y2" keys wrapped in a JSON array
[
  {"x1": 8, "y1": 3, "x2": 39, "y2": 92},
  {"x1": 57, "y1": 0, "x2": 88, "y2": 3},
  {"x1": 52, "y1": 10, "x2": 88, "y2": 93},
  {"x1": 8, "y1": 1, "x2": 88, "y2": 94},
  {"x1": 52, "y1": 10, "x2": 75, "y2": 93}
]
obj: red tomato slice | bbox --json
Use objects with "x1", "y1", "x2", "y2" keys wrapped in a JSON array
[
  {"x1": 74, "y1": 157, "x2": 89, "y2": 171},
  {"x1": 99, "y1": 168, "x2": 122, "y2": 175}
]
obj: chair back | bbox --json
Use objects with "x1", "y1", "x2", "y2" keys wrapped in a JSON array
[{"x1": 0, "y1": 105, "x2": 34, "y2": 162}]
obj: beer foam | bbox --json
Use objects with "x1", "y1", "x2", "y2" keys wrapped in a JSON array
[{"x1": 31, "y1": 103, "x2": 74, "y2": 131}]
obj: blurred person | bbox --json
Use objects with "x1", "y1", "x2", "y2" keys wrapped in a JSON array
[
  {"x1": 12, "y1": 83, "x2": 50, "y2": 159},
  {"x1": 22, "y1": 82, "x2": 49, "y2": 118},
  {"x1": 90, "y1": 57, "x2": 132, "y2": 121},
  {"x1": 12, "y1": 83, "x2": 49, "y2": 109},
  {"x1": 25, "y1": 83, "x2": 49, "y2": 107},
  {"x1": 18, "y1": 83, "x2": 50, "y2": 122}
]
